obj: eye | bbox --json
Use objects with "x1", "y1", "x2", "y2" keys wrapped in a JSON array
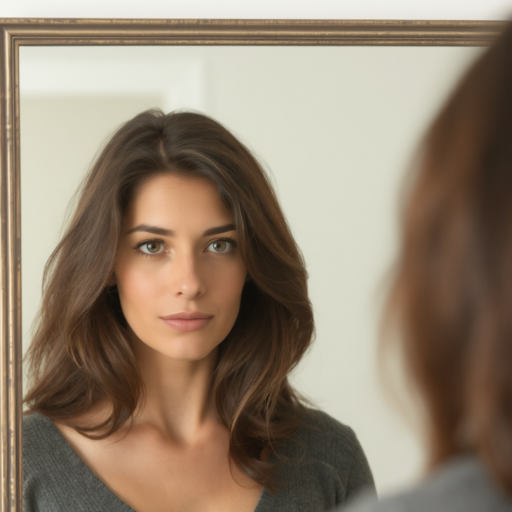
[
  {"x1": 207, "y1": 238, "x2": 236, "y2": 254},
  {"x1": 137, "y1": 240, "x2": 165, "y2": 255}
]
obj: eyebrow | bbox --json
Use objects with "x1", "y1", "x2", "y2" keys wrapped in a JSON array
[{"x1": 126, "y1": 223, "x2": 236, "y2": 237}]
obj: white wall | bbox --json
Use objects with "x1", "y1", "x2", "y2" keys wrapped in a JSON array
[{"x1": 1, "y1": 0, "x2": 512, "y2": 20}]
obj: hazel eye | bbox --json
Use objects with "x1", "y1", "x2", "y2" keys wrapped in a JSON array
[
  {"x1": 139, "y1": 241, "x2": 164, "y2": 255},
  {"x1": 208, "y1": 239, "x2": 234, "y2": 254}
]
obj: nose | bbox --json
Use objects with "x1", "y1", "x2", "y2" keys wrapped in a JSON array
[{"x1": 171, "y1": 252, "x2": 205, "y2": 300}]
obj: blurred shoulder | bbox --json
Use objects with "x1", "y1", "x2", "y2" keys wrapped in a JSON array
[{"x1": 342, "y1": 456, "x2": 512, "y2": 512}]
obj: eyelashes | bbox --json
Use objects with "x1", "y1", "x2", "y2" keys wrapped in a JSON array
[
  {"x1": 136, "y1": 239, "x2": 166, "y2": 255},
  {"x1": 134, "y1": 237, "x2": 238, "y2": 258},
  {"x1": 206, "y1": 237, "x2": 238, "y2": 254}
]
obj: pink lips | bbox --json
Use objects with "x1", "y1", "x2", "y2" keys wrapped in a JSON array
[{"x1": 160, "y1": 311, "x2": 213, "y2": 332}]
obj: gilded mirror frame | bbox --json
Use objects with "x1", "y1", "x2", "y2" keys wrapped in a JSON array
[{"x1": 0, "y1": 18, "x2": 504, "y2": 511}]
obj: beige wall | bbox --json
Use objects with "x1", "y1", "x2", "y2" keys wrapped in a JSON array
[
  {"x1": 20, "y1": 45, "x2": 482, "y2": 494},
  {"x1": 21, "y1": 95, "x2": 163, "y2": 349}
]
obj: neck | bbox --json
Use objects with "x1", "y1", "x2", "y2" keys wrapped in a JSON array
[{"x1": 133, "y1": 339, "x2": 219, "y2": 443}]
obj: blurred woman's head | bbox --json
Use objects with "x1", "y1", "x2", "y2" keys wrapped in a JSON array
[
  {"x1": 25, "y1": 110, "x2": 314, "y2": 489},
  {"x1": 388, "y1": 23, "x2": 512, "y2": 492}
]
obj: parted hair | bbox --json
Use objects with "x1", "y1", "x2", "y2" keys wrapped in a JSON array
[
  {"x1": 24, "y1": 110, "x2": 314, "y2": 490},
  {"x1": 387, "y1": 22, "x2": 512, "y2": 494}
]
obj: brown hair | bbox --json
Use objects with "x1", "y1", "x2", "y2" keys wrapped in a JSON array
[
  {"x1": 24, "y1": 110, "x2": 314, "y2": 490},
  {"x1": 387, "y1": 23, "x2": 512, "y2": 493}
]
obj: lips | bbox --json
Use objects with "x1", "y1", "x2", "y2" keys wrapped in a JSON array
[{"x1": 160, "y1": 311, "x2": 213, "y2": 332}]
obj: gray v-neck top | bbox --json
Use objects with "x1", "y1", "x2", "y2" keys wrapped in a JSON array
[{"x1": 23, "y1": 409, "x2": 375, "y2": 512}]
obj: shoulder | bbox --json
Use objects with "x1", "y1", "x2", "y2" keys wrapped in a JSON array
[
  {"x1": 23, "y1": 412, "x2": 61, "y2": 462},
  {"x1": 23, "y1": 412, "x2": 69, "y2": 487},
  {"x1": 23, "y1": 412, "x2": 134, "y2": 512},
  {"x1": 23, "y1": 412, "x2": 67, "y2": 511},
  {"x1": 292, "y1": 409, "x2": 372, "y2": 476},
  {"x1": 24, "y1": 411, "x2": 54, "y2": 436},
  {"x1": 342, "y1": 456, "x2": 512, "y2": 512},
  {"x1": 297, "y1": 408, "x2": 364, "y2": 456},
  {"x1": 275, "y1": 408, "x2": 375, "y2": 505}
]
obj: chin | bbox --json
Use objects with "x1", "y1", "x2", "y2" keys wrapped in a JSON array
[{"x1": 157, "y1": 336, "x2": 220, "y2": 362}]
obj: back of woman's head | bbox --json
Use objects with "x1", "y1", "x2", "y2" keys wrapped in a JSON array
[
  {"x1": 388, "y1": 22, "x2": 512, "y2": 492},
  {"x1": 25, "y1": 110, "x2": 314, "y2": 489}
]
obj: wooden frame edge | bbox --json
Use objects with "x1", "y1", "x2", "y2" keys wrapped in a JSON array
[
  {"x1": 0, "y1": 20, "x2": 22, "y2": 512},
  {"x1": 0, "y1": 17, "x2": 505, "y2": 512},
  {"x1": 0, "y1": 18, "x2": 506, "y2": 46}
]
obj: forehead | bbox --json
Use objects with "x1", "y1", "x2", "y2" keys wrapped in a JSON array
[{"x1": 126, "y1": 174, "x2": 232, "y2": 227}]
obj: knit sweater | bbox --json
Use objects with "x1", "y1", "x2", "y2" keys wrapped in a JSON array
[{"x1": 24, "y1": 409, "x2": 375, "y2": 512}]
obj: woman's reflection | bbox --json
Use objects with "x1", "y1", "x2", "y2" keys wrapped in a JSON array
[{"x1": 22, "y1": 110, "x2": 374, "y2": 512}]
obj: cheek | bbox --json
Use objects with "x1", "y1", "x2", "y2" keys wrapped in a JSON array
[
  {"x1": 209, "y1": 263, "x2": 247, "y2": 312},
  {"x1": 115, "y1": 261, "x2": 161, "y2": 314}
]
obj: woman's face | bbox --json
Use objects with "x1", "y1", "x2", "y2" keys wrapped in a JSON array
[{"x1": 114, "y1": 174, "x2": 247, "y2": 362}]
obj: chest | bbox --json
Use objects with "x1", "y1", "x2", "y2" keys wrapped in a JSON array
[{"x1": 58, "y1": 425, "x2": 263, "y2": 512}]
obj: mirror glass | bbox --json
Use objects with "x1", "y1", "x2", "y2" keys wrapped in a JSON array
[{"x1": 19, "y1": 44, "x2": 483, "y2": 494}]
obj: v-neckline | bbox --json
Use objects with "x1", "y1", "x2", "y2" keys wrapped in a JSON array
[{"x1": 39, "y1": 414, "x2": 274, "y2": 512}]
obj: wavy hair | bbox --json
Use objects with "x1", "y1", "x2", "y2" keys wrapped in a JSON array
[
  {"x1": 387, "y1": 23, "x2": 512, "y2": 494},
  {"x1": 24, "y1": 110, "x2": 314, "y2": 490}
]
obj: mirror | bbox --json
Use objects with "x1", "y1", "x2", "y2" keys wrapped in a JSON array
[
  {"x1": 19, "y1": 43, "x2": 483, "y2": 494},
  {"x1": 1, "y1": 19, "x2": 501, "y2": 511}
]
